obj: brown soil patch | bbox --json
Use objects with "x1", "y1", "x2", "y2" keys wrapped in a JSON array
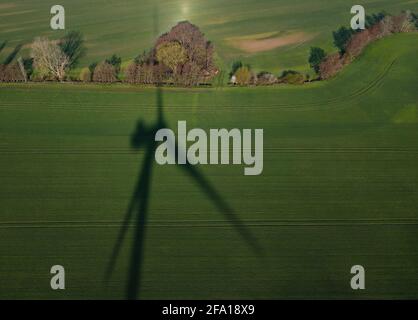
[
  {"x1": 0, "y1": 3, "x2": 15, "y2": 10},
  {"x1": 229, "y1": 32, "x2": 316, "y2": 53}
]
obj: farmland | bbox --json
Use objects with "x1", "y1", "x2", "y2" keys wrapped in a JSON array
[
  {"x1": 0, "y1": 0, "x2": 417, "y2": 74},
  {"x1": 0, "y1": 33, "x2": 417, "y2": 299}
]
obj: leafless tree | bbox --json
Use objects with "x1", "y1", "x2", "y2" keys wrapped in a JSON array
[
  {"x1": 31, "y1": 37, "x2": 69, "y2": 81},
  {"x1": 345, "y1": 29, "x2": 371, "y2": 59},
  {"x1": 319, "y1": 53, "x2": 345, "y2": 79},
  {"x1": 92, "y1": 61, "x2": 117, "y2": 83},
  {"x1": 0, "y1": 62, "x2": 26, "y2": 82},
  {"x1": 392, "y1": 11, "x2": 416, "y2": 33}
]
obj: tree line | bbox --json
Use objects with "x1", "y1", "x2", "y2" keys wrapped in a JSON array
[
  {"x1": 0, "y1": 21, "x2": 218, "y2": 86},
  {"x1": 308, "y1": 11, "x2": 417, "y2": 80},
  {"x1": 0, "y1": 31, "x2": 85, "y2": 82},
  {"x1": 1, "y1": 12, "x2": 417, "y2": 86}
]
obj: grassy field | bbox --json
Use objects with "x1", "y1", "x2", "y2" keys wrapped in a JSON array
[
  {"x1": 0, "y1": 33, "x2": 417, "y2": 299},
  {"x1": 0, "y1": 0, "x2": 417, "y2": 74}
]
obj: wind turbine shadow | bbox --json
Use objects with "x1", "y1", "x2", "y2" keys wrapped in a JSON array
[
  {"x1": 104, "y1": 6, "x2": 262, "y2": 300},
  {"x1": 104, "y1": 87, "x2": 165, "y2": 300},
  {"x1": 105, "y1": 85, "x2": 263, "y2": 299}
]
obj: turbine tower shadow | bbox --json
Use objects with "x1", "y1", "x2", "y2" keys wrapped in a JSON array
[{"x1": 104, "y1": 6, "x2": 263, "y2": 300}]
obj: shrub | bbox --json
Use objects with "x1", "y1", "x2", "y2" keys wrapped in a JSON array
[
  {"x1": 134, "y1": 51, "x2": 150, "y2": 65},
  {"x1": 412, "y1": 12, "x2": 418, "y2": 29},
  {"x1": 22, "y1": 58, "x2": 33, "y2": 80},
  {"x1": 308, "y1": 47, "x2": 327, "y2": 74},
  {"x1": 256, "y1": 71, "x2": 277, "y2": 85},
  {"x1": 365, "y1": 11, "x2": 387, "y2": 28},
  {"x1": 279, "y1": 70, "x2": 305, "y2": 84},
  {"x1": 318, "y1": 53, "x2": 344, "y2": 79},
  {"x1": 332, "y1": 27, "x2": 354, "y2": 54},
  {"x1": 234, "y1": 66, "x2": 252, "y2": 85},
  {"x1": 92, "y1": 62, "x2": 117, "y2": 83},
  {"x1": 105, "y1": 54, "x2": 122, "y2": 75},
  {"x1": 30, "y1": 70, "x2": 46, "y2": 82},
  {"x1": 87, "y1": 62, "x2": 98, "y2": 81},
  {"x1": 230, "y1": 61, "x2": 243, "y2": 78},
  {"x1": 80, "y1": 68, "x2": 91, "y2": 82},
  {"x1": 124, "y1": 62, "x2": 139, "y2": 84}
]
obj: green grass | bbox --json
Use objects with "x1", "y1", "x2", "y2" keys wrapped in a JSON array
[
  {"x1": 0, "y1": 33, "x2": 417, "y2": 299},
  {"x1": 0, "y1": 0, "x2": 417, "y2": 75}
]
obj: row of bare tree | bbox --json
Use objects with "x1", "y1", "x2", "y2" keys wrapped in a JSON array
[
  {"x1": 76, "y1": 21, "x2": 218, "y2": 86},
  {"x1": 1, "y1": 13, "x2": 416, "y2": 85},
  {"x1": 317, "y1": 11, "x2": 417, "y2": 79}
]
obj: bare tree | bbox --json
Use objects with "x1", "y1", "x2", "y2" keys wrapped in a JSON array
[
  {"x1": 319, "y1": 53, "x2": 345, "y2": 79},
  {"x1": 0, "y1": 62, "x2": 26, "y2": 82},
  {"x1": 17, "y1": 57, "x2": 27, "y2": 82},
  {"x1": 92, "y1": 61, "x2": 117, "y2": 83},
  {"x1": 345, "y1": 29, "x2": 371, "y2": 59},
  {"x1": 31, "y1": 37, "x2": 69, "y2": 81}
]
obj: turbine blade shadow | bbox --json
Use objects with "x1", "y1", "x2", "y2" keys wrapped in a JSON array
[{"x1": 178, "y1": 156, "x2": 264, "y2": 255}]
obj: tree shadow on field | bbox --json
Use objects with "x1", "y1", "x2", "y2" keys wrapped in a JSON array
[
  {"x1": 104, "y1": 5, "x2": 262, "y2": 300},
  {"x1": 0, "y1": 41, "x2": 7, "y2": 55},
  {"x1": 3, "y1": 44, "x2": 22, "y2": 65}
]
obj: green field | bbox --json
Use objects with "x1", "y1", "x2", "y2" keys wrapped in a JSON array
[
  {"x1": 0, "y1": 32, "x2": 417, "y2": 299},
  {"x1": 1, "y1": 0, "x2": 417, "y2": 74}
]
